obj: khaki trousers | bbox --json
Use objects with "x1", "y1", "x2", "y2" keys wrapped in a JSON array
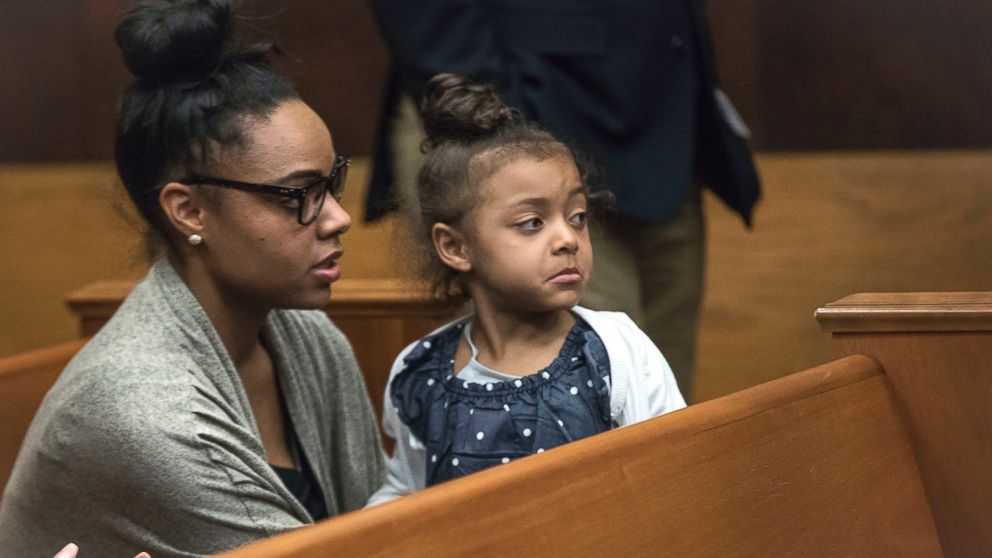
[{"x1": 581, "y1": 191, "x2": 705, "y2": 401}]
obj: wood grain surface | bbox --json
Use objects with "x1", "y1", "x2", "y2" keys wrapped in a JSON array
[
  {"x1": 218, "y1": 355, "x2": 942, "y2": 558},
  {"x1": 820, "y1": 296, "x2": 992, "y2": 557}
]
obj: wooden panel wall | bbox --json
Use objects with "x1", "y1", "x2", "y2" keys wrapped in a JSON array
[
  {"x1": 1, "y1": 0, "x2": 991, "y2": 162},
  {"x1": 0, "y1": 0, "x2": 125, "y2": 161},
  {"x1": 0, "y1": 0, "x2": 389, "y2": 161},
  {"x1": 707, "y1": 0, "x2": 992, "y2": 150}
]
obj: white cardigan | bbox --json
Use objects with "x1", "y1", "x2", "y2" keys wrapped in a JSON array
[{"x1": 367, "y1": 306, "x2": 686, "y2": 505}]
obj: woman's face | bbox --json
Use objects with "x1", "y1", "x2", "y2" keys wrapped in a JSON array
[{"x1": 196, "y1": 99, "x2": 351, "y2": 311}]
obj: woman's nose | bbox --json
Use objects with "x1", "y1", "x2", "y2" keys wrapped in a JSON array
[{"x1": 316, "y1": 197, "x2": 352, "y2": 238}]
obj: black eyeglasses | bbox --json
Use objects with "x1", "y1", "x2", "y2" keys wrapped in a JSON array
[{"x1": 182, "y1": 154, "x2": 350, "y2": 225}]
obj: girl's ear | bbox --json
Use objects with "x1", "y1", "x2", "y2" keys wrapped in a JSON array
[
  {"x1": 432, "y1": 222, "x2": 472, "y2": 273},
  {"x1": 159, "y1": 182, "x2": 206, "y2": 240}
]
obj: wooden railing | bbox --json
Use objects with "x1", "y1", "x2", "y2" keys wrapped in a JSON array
[{"x1": 65, "y1": 278, "x2": 454, "y2": 422}]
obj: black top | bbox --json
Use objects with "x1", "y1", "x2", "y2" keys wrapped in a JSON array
[{"x1": 271, "y1": 446, "x2": 328, "y2": 522}]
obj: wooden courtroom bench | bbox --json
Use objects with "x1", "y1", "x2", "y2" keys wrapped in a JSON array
[
  {"x1": 210, "y1": 291, "x2": 990, "y2": 558},
  {"x1": 0, "y1": 339, "x2": 86, "y2": 494},
  {"x1": 13, "y1": 288, "x2": 987, "y2": 556},
  {"x1": 218, "y1": 354, "x2": 943, "y2": 557},
  {"x1": 65, "y1": 278, "x2": 454, "y2": 422}
]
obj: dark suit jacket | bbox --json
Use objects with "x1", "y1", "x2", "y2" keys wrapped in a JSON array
[{"x1": 366, "y1": 0, "x2": 760, "y2": 226}]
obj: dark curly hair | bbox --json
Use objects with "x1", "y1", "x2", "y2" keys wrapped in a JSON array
[
  {"x1": 114, "y1": 0, "x2": 299, "y2": 254},
  {"x1": 411, "y1": 73, "x2": 611, "y2": 307}
]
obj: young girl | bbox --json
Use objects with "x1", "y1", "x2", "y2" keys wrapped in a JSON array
[{"x1": 368, "y1": 74, "x2": 685, "y2": 504}]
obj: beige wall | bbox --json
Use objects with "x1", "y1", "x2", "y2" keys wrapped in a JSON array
[
  {"x1": 694, "y1": 150, "x2": 992, "y2": 400},
  {"x1": 0, "y1": 161, "x2": 403, "y2": 357},
  {"x1": 0, "y1": 165, "x2": 145, "y2": 354},
  {"x1": 2, "y1": 151, "x2": 991, "y2": 400}
]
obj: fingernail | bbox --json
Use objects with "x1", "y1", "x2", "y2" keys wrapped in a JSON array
[{"x1": 55, "y1": 543, "x2": 79, "y2": 558}]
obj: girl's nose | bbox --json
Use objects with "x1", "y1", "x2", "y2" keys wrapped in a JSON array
[
  {"x1": 553, "y1": 221, "x2": 579, "y2": 254},
  {"x1": 316, "y1": 196, "x2": 352, "y2": 238}
]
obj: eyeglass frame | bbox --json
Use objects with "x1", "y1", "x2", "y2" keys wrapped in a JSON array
[{"x1": 179, "y1": 154, "x2": 350, "y2": 226}]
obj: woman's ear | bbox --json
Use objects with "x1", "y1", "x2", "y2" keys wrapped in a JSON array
[
  {"x1": 158, "y1": 182, "x2": 206, "y2": 240},
  {"x1": 432, "y1": 223, "x2": 472, "y2": 273}
]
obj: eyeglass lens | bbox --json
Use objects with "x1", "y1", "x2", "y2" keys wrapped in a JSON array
[
  {"x1": 302, "y1": 183, "x2": 327, "y2": 224},
  {"x1": 300, "y1": 157, "x2": 348, "y2": 225}
]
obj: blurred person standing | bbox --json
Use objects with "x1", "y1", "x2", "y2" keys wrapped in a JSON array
[{"x1": 365, "y1": 0, "x2": 760, "y2": 401}]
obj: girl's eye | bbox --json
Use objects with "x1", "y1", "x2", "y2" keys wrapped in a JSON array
[
  {"x1": 281, "y1": 197, "x2": 302, "y2": 209},
  {"x1": 570, "y1": 210, "x2": 588, "y2": 227},
  {"x1": 517, "y1": 217, "x2": 544, "y2": 231}
]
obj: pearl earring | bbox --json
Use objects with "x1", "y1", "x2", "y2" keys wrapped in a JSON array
[{"x1": 187, "y1": 234, "x2": 203, "y2": 246}]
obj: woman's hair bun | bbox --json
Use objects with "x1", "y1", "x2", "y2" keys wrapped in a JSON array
[
  {"x1": 115, "y1": 0, "x2": 233, "y2": 83},
  {"x1": 420, "y1": 73, "x2": 520, "y2": 147}
]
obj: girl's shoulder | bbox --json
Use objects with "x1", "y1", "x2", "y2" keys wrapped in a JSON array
[
  {"x1": 392, "y1": 314, "x2": 472, "y2": 371},
  {"x1": 571, "y1": 306, "x2": 648, "y2": 346}
]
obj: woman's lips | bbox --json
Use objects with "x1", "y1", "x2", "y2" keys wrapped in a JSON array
[
  {"x1": 313, "y1": 251, "x2": 342, "y2": 283},
  {"x1": 313, "y1": 261, "x2": 341, "y2": 283}
]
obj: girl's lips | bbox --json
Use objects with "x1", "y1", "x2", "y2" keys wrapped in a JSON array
[{"x1": 549, "y1": 269, "x2": 582, "y2": 284}]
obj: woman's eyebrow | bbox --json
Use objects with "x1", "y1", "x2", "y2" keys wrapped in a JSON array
[{"x1": 269, "y1": 168, "x2": 325, "y2": 184}]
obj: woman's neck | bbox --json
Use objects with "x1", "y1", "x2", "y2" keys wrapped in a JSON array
[
  {"x1": 169, "y1": 254, "x2": 293, "y2": 468},
  {"x1": 168, "y1": 254, "x2": 269, "y2": 367}
]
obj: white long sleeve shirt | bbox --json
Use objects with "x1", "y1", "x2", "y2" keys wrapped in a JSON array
[{"x1": 367, "y1": 306, "x2": 686, "y2": 506}]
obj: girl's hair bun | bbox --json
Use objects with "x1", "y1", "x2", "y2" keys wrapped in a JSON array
[
  {"x1": 115, "y1": 0, "x2": 233, "y2": 83},
  {"x1": 420, "y1": 73, "x2": 520, "y2": 148}
]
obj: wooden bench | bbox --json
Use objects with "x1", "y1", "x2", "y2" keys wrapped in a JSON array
[
  {"x1": 4, "y1": 291, "x2": 988, "y2": 556},
  {"x1": 219, "y1": 354, "x2": 942, "y2": 557},
  {"x1": 65, "y1": 278, "x2": 452, "y2": 423},
  {"x1": 211, "y1": 292, "x2": 990, "y2": 558},
  {"x1": 0, "y1": 339, "x2": 85, "y2": 494}
]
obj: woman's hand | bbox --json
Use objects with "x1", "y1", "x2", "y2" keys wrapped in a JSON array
[{"x1": 54, "y1": 542, "x2": 150, "y2": 558}]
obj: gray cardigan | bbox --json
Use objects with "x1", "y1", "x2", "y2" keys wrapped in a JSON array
[{"x1": 0, "y1": 259, "x2": 386, "y2": 557}]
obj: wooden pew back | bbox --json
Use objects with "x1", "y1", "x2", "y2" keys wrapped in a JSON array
[
  {"x1": 65, "y1": 278, "x2": 452, "y2": 424},
  {"x1": 818, "y1": 292, "x2": 992, "y2": 557},
  {"x1": 0, "y1": 339, "x2": 84, "y2": 495},
  {"x1": 220, "y1": 355, "x2": 941, "y2": 558}
]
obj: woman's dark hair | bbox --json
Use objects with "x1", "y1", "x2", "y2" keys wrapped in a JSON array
[
  {"x1": 114, "y1": 0, "x2": 299, "y2": 252},
  {"x1": 413, "y1": 73, "x2": 610, "y2": 306}
]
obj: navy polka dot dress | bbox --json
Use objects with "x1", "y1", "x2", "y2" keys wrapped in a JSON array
[{"x1": 390, "y1": 318, "x2": 612, "y2": 486}]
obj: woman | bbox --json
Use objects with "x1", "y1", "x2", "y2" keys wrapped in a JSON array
[{"x1": 0, "y1": 1, "x2": 385, "y2": 556}]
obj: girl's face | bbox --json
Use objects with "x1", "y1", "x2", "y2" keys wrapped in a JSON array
[
  {"x1": 195, "y1": 100, "x2": 351, "y2": 311},
  {"x1": 458, "y1": 154, "x2": 592, "y2": 314}
]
